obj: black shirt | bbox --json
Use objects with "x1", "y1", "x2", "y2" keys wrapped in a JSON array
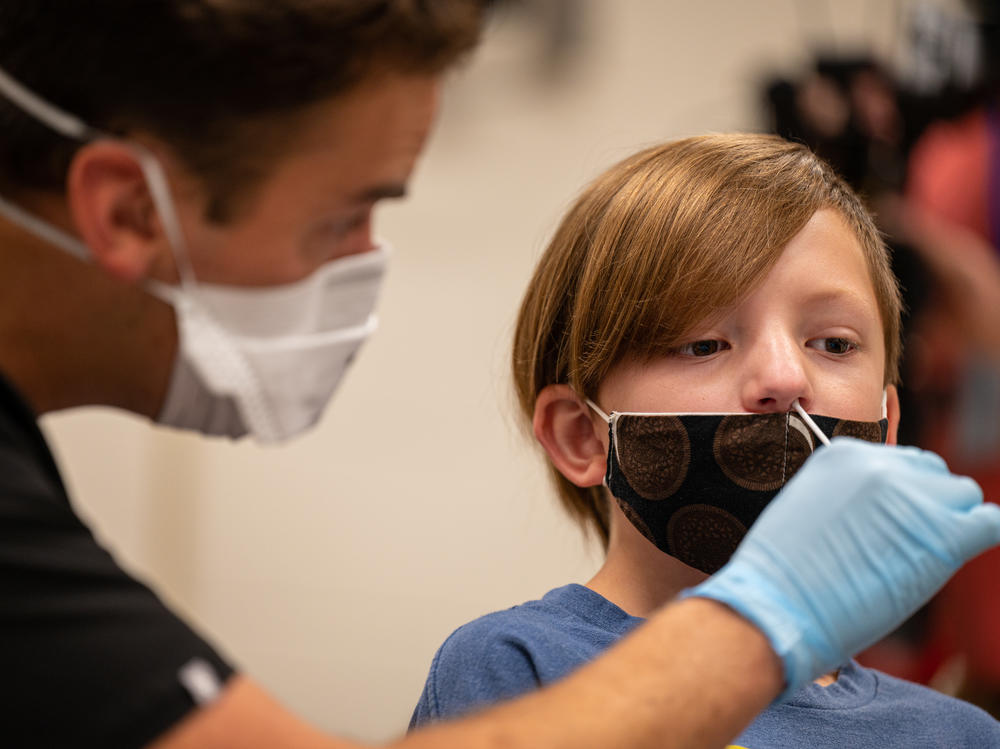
[{"x1": 0, "y1": 371, "x2": 234, "y2": 748}]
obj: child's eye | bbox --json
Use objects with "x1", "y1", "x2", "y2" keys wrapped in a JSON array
[
  {"x1": 678, "y1": 339, "x2": 728, "y2": 357},
  {"x1": 810, "y1": 337, "x2": 856, "y2": 355}
]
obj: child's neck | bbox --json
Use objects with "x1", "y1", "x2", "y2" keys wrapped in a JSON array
[
  {"x1": 586, "y1": 513, "x2": 708, "y2": 618},
  {"x1": 588, "y1": 508, "x2": 839, "y2": 688}
]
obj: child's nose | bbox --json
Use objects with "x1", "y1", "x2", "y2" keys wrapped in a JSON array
[{"x1": 740, "y1": 336, "x2": 813, "y2": 413}]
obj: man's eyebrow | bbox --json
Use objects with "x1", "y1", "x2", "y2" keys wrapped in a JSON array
[{"x1": 349, "y1": 183, "x2": 408, "y2": 203}]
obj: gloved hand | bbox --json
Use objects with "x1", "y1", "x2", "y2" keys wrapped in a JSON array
[{"x1": 683, "y1": 437, "x2": 1000, "y2": 701}]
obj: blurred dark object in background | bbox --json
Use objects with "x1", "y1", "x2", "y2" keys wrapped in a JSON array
[{"x1": 483, "y1": 0, "x2": 590, "y2": 79}]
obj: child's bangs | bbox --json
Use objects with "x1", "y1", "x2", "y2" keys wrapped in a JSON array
[{"x1": 570, "y1": 153, "x2": 823, "y2": 388}]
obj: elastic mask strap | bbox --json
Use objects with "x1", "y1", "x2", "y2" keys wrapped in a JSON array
[
  {"x1": 130, "y1": 143, "x2": 197, "y2": 286},
  {"x1": 0, "y1": 193, "x2": 92, "y2": 260},
  {"x1": 881, "y1": 389, "x2": 888, "y2": 419},
  {"x1": 0, "y1": 66, "x2": 95, "y2": 140},
  {"x1": 792, "y1": 399, "x2": 831, "y2": 447},
  {"x1": 0, "y1": 65, "x2": 98, "y2": 261},
  {"x1": 0, "y1": 65, "x2": 196, "y2": 286},
  {"x1": 585, "y1": 398, "x2": 611, "y2": 423},
  {"x1": 584, "y1": 398, "x2": 613, "y2": 489}
]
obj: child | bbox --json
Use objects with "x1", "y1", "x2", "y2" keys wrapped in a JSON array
[{"x1": 409, "y1": 134, "x2": 1000, "y2": 746}]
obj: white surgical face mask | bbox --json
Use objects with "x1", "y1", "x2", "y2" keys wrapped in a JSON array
[
  {"x1": 150, "y1": 245, "x2": 387, "y2": 441},
  {"x1": 0, "y1": 65, "x2": 386, "y2": 442}
]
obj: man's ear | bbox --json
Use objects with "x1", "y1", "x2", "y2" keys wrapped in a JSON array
[
  {"x1": 66, "y1": 141, "x2": 168, "y2": 283},
  {"x1": 885, "y1": 384, "x2": 900, "y2": 446},
  {"x1": 533, "y1": 384, "x2": 607, "y2": 488}
]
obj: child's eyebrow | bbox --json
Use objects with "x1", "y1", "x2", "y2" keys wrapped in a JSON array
[{"x1": 799, "y1": 288, "x2": 876, "y2": 314}]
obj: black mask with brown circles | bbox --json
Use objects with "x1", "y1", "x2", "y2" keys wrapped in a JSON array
[{"x1": 588, "y1": 402, "x2": 888, "y2": 574}]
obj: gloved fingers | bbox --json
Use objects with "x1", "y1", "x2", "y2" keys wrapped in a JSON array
[
  {"x1": 809, "y1": 440, "x2": 972, "y2": 518},
  {"x1": 866, "y1": 440, "x2": 951, "y2": 473},
  {"x1": 952, "y1": 501, "x2": 1000, "y2": 559},
  {"x1": 916, "y1": 471, "x2": 984, "y2": 513},
  {"x1": 824, "y1": 438, "x2": 949, "y2": 480},
  {"x1": 893, "y1": 444, "x2": 949, "y2": 473}
]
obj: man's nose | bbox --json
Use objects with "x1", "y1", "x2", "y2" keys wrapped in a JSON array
[{"x1": 740, "y1": 334, "x2": 813, "y2": 413}]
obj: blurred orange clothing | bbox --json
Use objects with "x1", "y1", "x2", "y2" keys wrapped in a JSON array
[
  {"x1": 908, "y1": 108, "x2": 1000, "y2": 502},
  {"x1": 909, "y1": 109, "x2": 990, "y2": 240},
  {"x1": 906, "y1": 107, "x2": 1000, "y2": 687}
]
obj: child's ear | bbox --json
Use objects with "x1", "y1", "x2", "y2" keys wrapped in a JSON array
[
  {"x1": 533, "y1": 384, "x2": 607, "y2": 487},
  {"x1": 885, "y1": 385, "x2": 900, "y2": 446}
]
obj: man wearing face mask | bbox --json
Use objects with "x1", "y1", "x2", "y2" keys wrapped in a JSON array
[{"x1": 1, "y1": 3, "x2": 998, "y2": 749}]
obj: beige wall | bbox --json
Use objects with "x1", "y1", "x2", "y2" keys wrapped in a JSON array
[{"x1": 42, "y1": 0, "x2": 947, "y2": 742}]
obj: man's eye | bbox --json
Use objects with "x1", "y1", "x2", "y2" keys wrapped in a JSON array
[
  {"x1": 679, "y1": 340, "x2": 725, "y2": 357},
  {"x1": 318, "y1": 210, "x2": 370, "y2": 237},
  {"x1": 344, "y1": 212, "x2": 369, "y2": 230},
  {"x1": 813, "y1": 337, "x2": 856, "y2": 355}
]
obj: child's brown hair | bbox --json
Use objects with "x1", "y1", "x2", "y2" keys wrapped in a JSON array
[{"x1": 511, "y1": 134, "x2": 902, "y2": 546}]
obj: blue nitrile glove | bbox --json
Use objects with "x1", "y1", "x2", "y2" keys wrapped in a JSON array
[{"x1": 683, "y1": 438, "x2": 1000, "y2": 702}]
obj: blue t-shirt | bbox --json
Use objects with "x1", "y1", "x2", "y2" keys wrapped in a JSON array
[{"x1": 410, "y1": 584, "x2": 1000, "y2": 747}]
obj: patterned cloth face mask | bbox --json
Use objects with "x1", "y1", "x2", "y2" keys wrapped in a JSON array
[{"x1": 587, "y1": 397, "x2": 889, "y2": 574}]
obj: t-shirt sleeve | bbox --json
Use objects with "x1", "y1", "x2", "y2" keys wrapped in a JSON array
[
  {"x1": 409, "y1": 615, "x2": 544, "y2": 730},
  {"x1": 0, "y1": 446, "x2": 235, "y2": 748}
]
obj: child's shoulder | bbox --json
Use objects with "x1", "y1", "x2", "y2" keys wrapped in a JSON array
[
  {"x1": 435, "y1": 584, "x2": 606, "y2": 660},
  {"x1": 410, "y1": 584, "x2": 639, "y2": 728},
  {"x1": 867, "y1": 669, "x2": 1000, "y2": 738},
  {"x1": 436, "y1": 583, "x2": 639, "y2": 662}
]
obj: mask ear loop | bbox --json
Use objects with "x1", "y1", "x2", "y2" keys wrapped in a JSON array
[
  {"x1": 0, "y1": 66, "x2": 95, "y2": 140},
  {"x1": 0, "y1": 65, "x2": 195, "y2": 285},
  {"x1": 792, "y1": 399, "x2": 831, "y2": 447},
  {"x1": 584, "y1": 398, "x2": 614, "y2": 488},
  {"x1": 585, "y1": 398, "x2": 611, "y2": 423},
  {"x1": 0, "y1": 66, "x2": 99, "y2": 262},
  {"x1": 129, "y1": 144, "x2": 198, "y2": 287}
]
